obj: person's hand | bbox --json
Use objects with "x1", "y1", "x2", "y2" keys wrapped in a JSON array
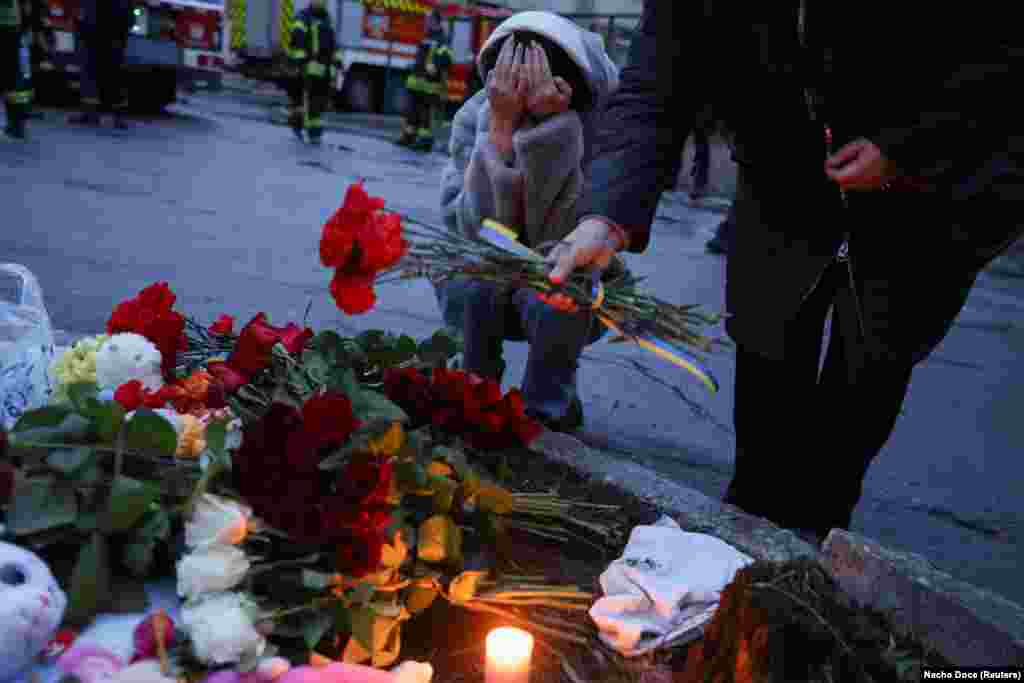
[
  {"x1": 524, "y1": 43, "x2": 572, "y2": 117},
  {"x1": 541, "y1": 218, "x2": 627, "y2": 312},
  {"x1": 825, "y1": 138, "x2": 892, "y2": 191},
  {"x1": 486, "y1": 37, "x2": 528, "y2": 127}
]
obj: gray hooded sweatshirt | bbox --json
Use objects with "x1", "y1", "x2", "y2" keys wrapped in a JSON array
[{"x1": 440, "y1": 12, "x2": 619, "y2": 248}]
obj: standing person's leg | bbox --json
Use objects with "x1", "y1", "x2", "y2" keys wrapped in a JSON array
[
  {"x1": 69, "y1": 33, "x2": 100, "y2": 124},
  {"x1": 305, "y1": 75, "x2": 328, "y2": 144},
  {"x1": 2, "y1": 27, "x2": 29, "y2": 139},
  {"x1": 724, "y1": 265, "x2": 837, "y2": 533},
  {"x1": 412, "y1": 94, "x2": 435, "y2": 152},
  {"x1": 109, "y1": 37, "x2": 129, "y2": 128},
  {"x1": 286, "y1": 76, "x2": 304, "y2": 140},
  {"x1": 691, "y1": 125, "x2": 711, "y2": 199},
  {"x1": 397, "y1": 91, "x2": 421, "y2": 146}
]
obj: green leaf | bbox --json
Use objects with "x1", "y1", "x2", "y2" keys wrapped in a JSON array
[
  {"x1": 11, "y1": 404, "x2": 73, "y2": 432},
  {"x1": 124, "y1": 408, "x2": 178, "y2": 455},
  {"x1": 84, "y1": 399, "x2": 126, "y2": 444},
  {"x1": 75, "y1": 513, "x2": 99, "y2": 533},
  {"x1": 303, "y1": 612, "x2": 334, "y2": 650},
  {"x1": 418, "y1": 330, "x2": 460, "y2": 364},
  {"x1": 332, "y1": 601, "x2": 353, "y2": 635},
  {"x1": 102, "y1": 476, "x2": 162, "y2": 533},
  {"x1": 302, "y1": 352, "x2": 331, "y2": 384},
  {"x1": 8, "y1": 413, "x2": 92, "y2": 449},
  {"x1": 121, "y1": 540, "x2": 157, "y2": 577},
  {"x1": 394, "y1": 461, "x2": 428, "y2": 492},
  {"x1": 66, "y1": 532, "x2": 111, "y2": 626},
  {"x1": 205, "y1": 420, "x2": 228, "y2": 456},
  {"x1": 7, "y1": 476, "x2": 78, "y2": 535},
  {"x1": 351, "y1": 581, "x2": 376, "y2": 607},
  {"x1": 350, "y1": 389, "x2": 408, "y2": 424},
  {"x1": 67, "y1": 382, "x2": 100, "y2": 413},
  {"x1": 302, "y1": 569, "x2": 335, "y2": 590},
  {"x1": 431, "y1": 476, "x2": 458, "y2": 514},
  {"x1": 349, "y1": 606, "x2": 377, "y2": 653},
  {"x1": 136, "y1": 507, "x2": 172, "y2": 543},
  {"x1": 46, "y1": 447, "x2": 96, "y2": 477},
  {"x1": 326, "y1": 367, "x2": 360, "y2": 398}
]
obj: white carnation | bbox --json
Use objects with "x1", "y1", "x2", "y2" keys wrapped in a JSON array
[
  {"x1": 177, "y1": 545, "x2": 250, "y2": 601},
  {"x1": 94, "y1": 332, "x2": 163, "y2": 391},
  {"x1": 181, "y1": 592, "x2": 266, "y2": 665}
]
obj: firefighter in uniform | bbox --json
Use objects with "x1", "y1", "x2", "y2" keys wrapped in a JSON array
[
  {"x1": 68, "y1": 0, "x2": 134, "y2": 128},
  {"x1": 1, "y1": 0, "x2": 31, "y2": 139},
  {"x1": 286, "y1": 0, "x2": 339, "y2": 145},
  {"x1": 397, "y1": 9, "x2": 452, "y2": 152}
]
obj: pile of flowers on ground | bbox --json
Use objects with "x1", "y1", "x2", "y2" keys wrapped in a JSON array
[{"x1": 0, "y1": 179, "x2": 723, "y2": 680}]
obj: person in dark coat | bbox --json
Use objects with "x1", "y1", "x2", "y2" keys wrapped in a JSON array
[
  {"x1": 285, "y1": 0, "x2": 339, "y2": 145},
  {"x1": 1, "y1": 0, "x2": 31, "y2": 139},
  {"x1": 68, "y1": 0, "x2": 134, "y2": 127},
  {"x1": 547, "y1": 0, "x2": 1022, "y2": 545}
]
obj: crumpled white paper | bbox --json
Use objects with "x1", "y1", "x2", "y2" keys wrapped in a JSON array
[{"x1": 589, "y1": 516, "x2": 753, "y2": 657}]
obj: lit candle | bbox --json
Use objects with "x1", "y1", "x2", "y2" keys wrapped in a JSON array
[{"x1": 485, "y1": 627, "x2": 534, "y2": 683}]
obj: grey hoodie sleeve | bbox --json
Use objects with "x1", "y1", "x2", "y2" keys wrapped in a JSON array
[{"x1": 440, "y1": 92, "x2": 525, "y2": 238}]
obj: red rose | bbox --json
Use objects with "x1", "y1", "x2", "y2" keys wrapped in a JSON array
[
  {"x1": 330, "y1": 271, "x2": 376, "y2": 315},
  {"x1": 335, "y1": 526, "x2": 385, "y2": 578},
  {"x1": 133, "y1": 612, "x2": 176, "y2": 661},
  {"x1": 0, "y1": 461, "x2": 15, "y2": 506},
  {"x1": 278, "y1": 323, "x2": 313, "y2": 357},
  {"x1": 228, "y1": 313, "x2": 280, "y2": 376},
  {"x1": 356, "y1": 210, "x2": 407, "y2": 273},
  {"x1": 207, "y1": 361, "x2": 250, "y2": 394},
  {"x1": 302, "y1": 392, "x2": 361, "y2": 446},
  {"x1": 338, "y1": 453, "x2": 393, "y2": 507},
  {"x1": 209, "y1": 314, "x2": 234, "y2": 336}
]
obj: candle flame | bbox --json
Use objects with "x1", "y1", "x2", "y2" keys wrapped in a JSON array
[{"x1": 486, "y1": 627, "x2": 534, "y2": 666}]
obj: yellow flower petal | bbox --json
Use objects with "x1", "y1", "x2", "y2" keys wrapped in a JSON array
[
  {"x1": 367, "y1": 422, "x2": 405, "y2": 458},
  {"x1": 476, "y1": 484, "x2": 515, "y2": 515}
]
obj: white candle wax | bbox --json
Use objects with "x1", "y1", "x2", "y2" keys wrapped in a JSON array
[{"x1": 485, "y1": 627, "x2": 534, "y2": 683}]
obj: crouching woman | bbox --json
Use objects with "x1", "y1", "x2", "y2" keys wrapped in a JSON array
[{"x1": 436, "y1": 11, "x2": 621, "y2": 432}]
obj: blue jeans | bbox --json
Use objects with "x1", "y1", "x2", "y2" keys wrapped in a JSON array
[{"x1": 435, "y1": 277, "x2": 604, "y2": 420}]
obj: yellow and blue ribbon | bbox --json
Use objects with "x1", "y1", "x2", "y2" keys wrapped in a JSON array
[{"x1": 475, "y1": 219, "x2": 720, "y2": 393}]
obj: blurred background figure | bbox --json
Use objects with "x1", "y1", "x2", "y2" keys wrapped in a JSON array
[
  {"x1": 397, "y1": 9, "x2": 452, "y2": 152},
  {"x1": 68, "y1": 0, "x2": 134, "y2": 128},
  {"x1": 1, "y1": 0, "x2": 32, "y2": 139},
  {"x1": 286, "y1": 0, "x2": 339, "y2": 145}
]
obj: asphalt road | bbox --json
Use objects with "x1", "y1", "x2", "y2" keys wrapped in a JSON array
[{"x1": 3, "y1": 92, "x2": 1022, "y2": 607}]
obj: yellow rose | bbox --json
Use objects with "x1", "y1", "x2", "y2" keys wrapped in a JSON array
[{"x1": 176, "y1": 415, "x2": 207, "y2": 458}]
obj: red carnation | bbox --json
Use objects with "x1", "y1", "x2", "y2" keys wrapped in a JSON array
[
  {"x1": 335, "y1": 526, "x2": 385, "y2": 578},
  {"x1": 330, "y1": 271, "x2": 376, "y2": 315},
  {"x1": 338, "y1": 453, "x2": 393, "y2": 507},
  {"x1": 323, "y1": 501, "x2": 392, "y2": 535},
  {"x1": 107, "y1": 283, "x2": 187, "y2": 379},
  {"x1": 209, "y1": 314, "x2": 234, "y2": 336},
  {"x1": 279, "y1": 324, "x2": 313, "y2": 357},
  {"x1": 320, "y1": 181, "x2": 386, "y2": 269},
  {"x1": 356, "y1": 210, "x2": 407, "y2": 273},
  {"x1": 228, "y1": 313, "x2": 280, "y2": 376},
  {"x1": 114, "y1": 381, "x2": 167, "y2": 411}
]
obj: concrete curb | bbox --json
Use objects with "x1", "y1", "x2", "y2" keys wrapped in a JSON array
[{"x1": 527, "y1": 430, "x2": 1024, "y2": 668}]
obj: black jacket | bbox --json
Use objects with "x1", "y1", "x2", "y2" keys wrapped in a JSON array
[
  {"x1": 579, "y1": 0, "x2": 1022, "y2": 362},
  {"x1": 78, "y1": 0, "x2": 134, "y2": 41},
  {"x1": 289, "y1": 5, "x2": 337, "y2": 73}
]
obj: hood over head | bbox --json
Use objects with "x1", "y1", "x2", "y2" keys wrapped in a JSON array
[{"x1": 478, "y1": 11, "x2": 619, "y2": 113}]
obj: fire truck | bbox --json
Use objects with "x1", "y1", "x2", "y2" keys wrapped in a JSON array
[
  {"x1": 232, "y1": 0, "x2": 512, "y2": 114},
  {"x1": 33, "y1": 0, "x2": 228, "y2": 111}
]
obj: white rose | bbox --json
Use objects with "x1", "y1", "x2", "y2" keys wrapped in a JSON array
[
  {"x1": 177, "y1": 545, "x2": 250, "y2": 601},
  {"x1": 94, "y1": 332, "x2": 164, "y2": 391},
  {"x1": 187, "y1": 493, "x2": 252, "y2": 548},
  {"x1": 181, "y1": 593, "x2": 266, "y2": 665}
]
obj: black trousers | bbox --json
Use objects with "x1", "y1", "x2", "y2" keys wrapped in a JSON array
[
  {"x1": 79, "y1": 34, "x2": 127, "y2": 112},
  {"x1": 287, "y1": 74, "x2": 330, "y2": 137},
  {"x1": 725, "y1": 258, "x2": 916, "y2": 538},
  {"x1": 404, "y1": 91, "x2": 435, "y2": 138}
]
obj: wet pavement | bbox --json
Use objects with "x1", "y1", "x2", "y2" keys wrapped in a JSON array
[{"x1": 2, "y1": 90, "x2": 1022, "y2": 607}]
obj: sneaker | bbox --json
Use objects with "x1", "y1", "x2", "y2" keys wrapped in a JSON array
[
  {"x1": 529, "y1": 397, "x2": 584, "y2": 433},
  {"x1": 68, "y1": 111, "x2": 101, "y2": 126}
]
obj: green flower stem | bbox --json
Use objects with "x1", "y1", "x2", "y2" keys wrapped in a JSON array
[{"x1": 261, "y1": 596, "x2": 339, "y2": 622}]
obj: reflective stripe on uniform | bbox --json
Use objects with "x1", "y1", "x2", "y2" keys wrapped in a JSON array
[
  {"x1": 305, "y1": 61, "x2": 326, "y2": 78},
  {"x1": 6, "y1": 90, "x2": 32, "y2": 105},
  {"x1": 307, "y1": 116, "x2": 323, "y2": 130},
  {"x1": 280, "y1": 0, "x2": 294, "y2": 52},
  {"x1": 406, "y1": 75, "x2": 440, "y2": 95},
  {"x1": 288, "y1": 48, "x2": 306, "y2": 59}
]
